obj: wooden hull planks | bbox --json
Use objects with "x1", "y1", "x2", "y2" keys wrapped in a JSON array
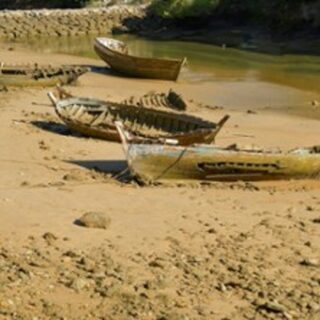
[
  {"x1": 48, "y1": 92, "x2": 229, "y2": 145},
  {"x1": 115, "y1": 124, "x2": 320, "y2": 183},
  {"x1": 122, "y1": 90, "x2": 188, "y2": 111},
  {"x1": 55, "y1": 86, "x2": 188, "y2": 112},
  {"x1": 0, "y1": 64, "x2": 89, "y2": 87},
  {"x1": 94, "y1": 37, "x2": 186, "y2": 81}
]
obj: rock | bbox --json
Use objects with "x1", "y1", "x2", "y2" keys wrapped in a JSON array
[
  {"x1": 38, "y1": 140, "x2": 50, "y2": 150},
  {"x1": 69, "y1": 278, "x2": 91, "y2": 291},
  {"x1": 217, "y1": 283, "x2": 227, "y2": 292},
  {"x1": 77, "y1": 212, "x2": 111, "y2": 229},
  {"x1": 63, "y1": 250, "x2": 79, "y2": 258},
  {"x1": 63, "y1": 173, "x2": 82, "y2": 182},
  {"x1": 148, "y1": 258, "x2": 165, "y2": 269},
  {"x1": 257, "y1": 301, "x2": 287, "y2": 314},
  {"x1": 42, "y1": 232, "x2": 58, "y2": 245},
  {"x1": 312, "y1": 217, "x2": 320, "y2": 224},
  {"x1": 308, "y1": 302, "x2": 320, "y2": 312},
  {"x1": 311, "y1": 100, "x2": 319, "y2": 107},
  {"x1": 300, "y1": 258, "x2": 319, "y2": 267},
  {"x1": 79, "y1": 257, "x2": 96, "y2": 271}
]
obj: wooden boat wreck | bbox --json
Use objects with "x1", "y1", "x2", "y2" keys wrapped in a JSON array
[
  {"x1": 94, "y1": 37, "x2": 187, "y2": 81},
  {"x1": 54, "y1": 86, "x2": 188, "y2": 111},
  {"x1": 122, "y1": 89, "x2": 187, "y2": 111},
  {"x1": 48, "y1": 91, "x2": 229, "y2": 145},
  {"x1": 116, "y1": 122, "x2": 320, "y2": 183},
  {"x1": 0, "y1": 63, "x2": 89, "y2": 87}
]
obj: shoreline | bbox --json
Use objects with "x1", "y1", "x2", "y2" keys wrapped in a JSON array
[{"x1": 1, "y1": 39, "x2": 319, "y2": 121}]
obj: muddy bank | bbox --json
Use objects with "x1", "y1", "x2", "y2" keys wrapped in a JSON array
[{"x1": 0, "y1": 5, "x2": 144, "y2": 40}]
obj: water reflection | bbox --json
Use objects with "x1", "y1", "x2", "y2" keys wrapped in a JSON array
[{"x1": 21, "y1": 34, "x2": 320, "y2": 93}]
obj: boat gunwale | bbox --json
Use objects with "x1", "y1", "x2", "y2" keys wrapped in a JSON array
[
  {"x1": 127, "y1": 143, "x2": 320, "y2": 157},
  {"x1": 94, "y1": 37, "x2": 186, "y2": 65},
  {"x1": 55, "y1": 96, "x2": 217, "y2": 129}
]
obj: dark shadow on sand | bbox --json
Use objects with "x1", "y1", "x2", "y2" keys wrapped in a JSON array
[
  {"x1": 73, "y1": 219, "x2": 87, "y2": 228},
  {"x1": 31, "y1": 120, "x2": 82, "y2": 137},
  {"x1": 86, "y1": 65, "x2": 126, "y2": 78},
  {"x1": 87, "y1": 64, "x2": 158, "y2": 80},
  {"x1": 69, "y1": 160, "x2": 127, "y2": 174}
]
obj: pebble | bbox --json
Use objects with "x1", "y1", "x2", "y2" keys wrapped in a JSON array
[
  {"x1": 312, "y1": 217, "x2": 320, "y2": 224},
  {"x1": 70, "y1": 278, "x2": 90, "y2": 291},
  {"x1": 300, "y1": 258, "x2": 319, "y2": 267},
  {"x1": 42, "y1": 232, "x2": 58, "y2": 245},
  {"x1": 307, "y1": 301, "x2": 320, "y2": 312},
  {"x1": 258, "y1": 301, "x2": 287, "y2": 313}
]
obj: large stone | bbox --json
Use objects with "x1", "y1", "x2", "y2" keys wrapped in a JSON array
[{"x1": 78, "y1": 212, "x2": 111, "y2": 229}]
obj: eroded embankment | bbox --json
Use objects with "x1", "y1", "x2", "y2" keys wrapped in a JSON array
[{"x1": 0, "y1": 5, "x2": 145, "y2": 40}]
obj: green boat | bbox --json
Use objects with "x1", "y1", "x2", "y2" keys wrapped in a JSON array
[{"x1": 116, "y1": 122, "x2": 320, "y2": 183}]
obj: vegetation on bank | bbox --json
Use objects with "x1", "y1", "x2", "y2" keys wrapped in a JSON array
[
  {"x1": 151, "y1": 0, "x2": 219, "y2": 18},
  {"x1": 1, "y1": 0, "x2": 319, "y2": 32},
  {"x1": 150, "y1": 0, "x2": 320, "y2": 29}
]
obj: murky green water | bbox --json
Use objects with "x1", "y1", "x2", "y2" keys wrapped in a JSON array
[{"x1": 21, "y1": 34, "x2": 320, "y2": 94}]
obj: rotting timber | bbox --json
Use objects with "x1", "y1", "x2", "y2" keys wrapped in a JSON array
[
  {"x1": 116, "y1": 122, "x2": 320, "y2": 183},
  {"x1": 0, "y1": 63, "x2": 89, "y2": 87},
  {"x1": 122, "y1": 90, "x2": 188, "y2": 111},
  {"x1": 94, "y1": 37, "x2": 187, "y2": 81},
  {"x1": 55, "y1": 86, "x2": 188, "y2": 111},
  {"x1": 48, "y1": 90, "x2": 229, "y2": 145}
]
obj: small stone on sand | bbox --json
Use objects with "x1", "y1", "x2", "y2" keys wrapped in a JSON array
[
  {"x1": 42, "y1": 232, "x2": 58, "y2": 245},
  {"x1": 78, "y1": 212, "x2": 111, "y2": 230},
  {"x1": 300, "y1": 258, "x2": 319, "y2": 267}
]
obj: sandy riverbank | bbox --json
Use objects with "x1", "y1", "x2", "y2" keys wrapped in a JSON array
[{"x1": 0, "y1": 45, "x2": 320, "y2": 319}]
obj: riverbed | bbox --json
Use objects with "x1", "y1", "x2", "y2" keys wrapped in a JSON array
[
  {"x1": 15, "y1": 33, "x2": 320, "y2": 119},
  {"x1": 0, "y1": 32, "x2": 320, "y2": 320}
]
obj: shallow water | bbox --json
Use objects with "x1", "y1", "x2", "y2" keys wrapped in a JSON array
[
  {"x1": 20, "y1": 34, "x2": 320, "y2": 92},
  {"x1": 17, "y1": 34, "x2": 320, "y2": 119}
]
